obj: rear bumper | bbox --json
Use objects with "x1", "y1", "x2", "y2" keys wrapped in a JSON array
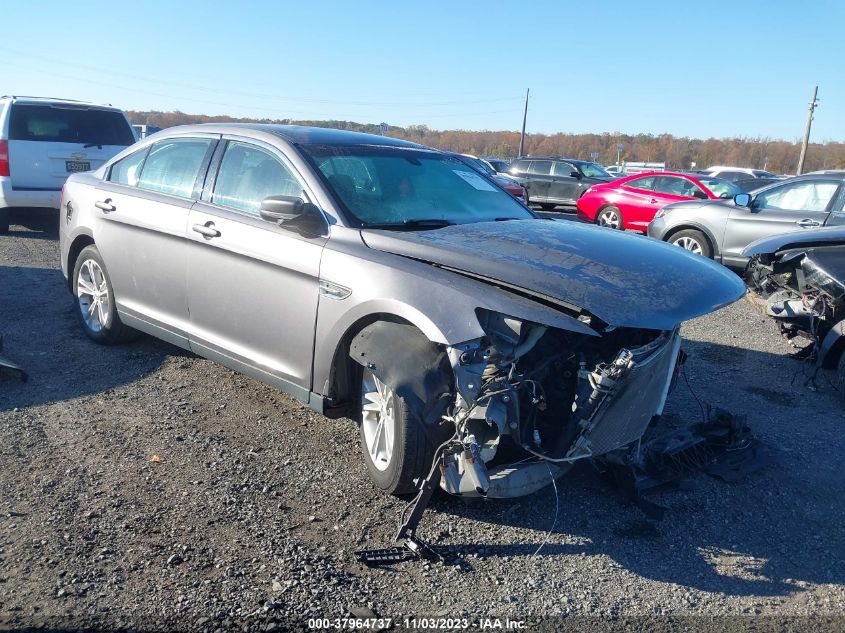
[{"x1": 0, "y1": 178, "x2": 61, "y2": 209}]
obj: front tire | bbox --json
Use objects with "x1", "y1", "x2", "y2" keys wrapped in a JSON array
[
  {"x1": 72, "y1": 245, "x2": 137, "y2": 344},
  {"x1": 596, "y1": 205, "x2": 623, "y2": 229},
  {"x1": 358, "y1": 368, "x2": 432, "y2": 495},
  {"x1": 669, "y1": 229, "x2": 712, "y2": 258}
]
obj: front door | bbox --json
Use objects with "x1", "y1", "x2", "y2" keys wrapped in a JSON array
[
  {"x1": 722, "y1": 178, "x2": 842, "y2": 262},
  {"x1": 548, "y1": 161, "x2": 579, "y2": 203},
  {"x1": 185, "y1": 139, "x2": 327, "y2": 395}
]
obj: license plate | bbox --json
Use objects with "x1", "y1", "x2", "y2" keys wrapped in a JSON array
[{"x1": 66, "y1": 161, "x2": 91, "y2": 173}]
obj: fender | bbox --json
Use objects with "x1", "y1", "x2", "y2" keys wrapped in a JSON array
[{"x1": 349, "y1": 321, "x2": 454, "y2": 428}]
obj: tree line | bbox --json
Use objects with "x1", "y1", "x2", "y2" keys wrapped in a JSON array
[{"x1": 127, "y1": 110, "x2": 845, "y2": 174}]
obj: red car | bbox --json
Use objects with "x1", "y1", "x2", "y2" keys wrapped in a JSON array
[{"x1": 576, "y1": 171, "x2": 739, "y2": 231}]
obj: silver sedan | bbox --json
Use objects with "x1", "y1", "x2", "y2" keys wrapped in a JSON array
[
  {"x1": 59, "y1": 123, "x2": 743, "y2": 499},
  {"x1": 647, "y1": 173, "x2": 845, "y2": 267}
]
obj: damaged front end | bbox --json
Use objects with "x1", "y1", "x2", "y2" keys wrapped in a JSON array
[
  {"x1": 745, "y1": 244, "x2": 845, "y2": 387},
  {"x1": 439, "y1": 309, "x2": 683, "y2": 498},
  {"x1": 351, "y1": 308, "x2": 685, "y2": 502}
]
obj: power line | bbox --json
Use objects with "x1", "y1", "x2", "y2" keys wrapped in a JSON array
[{"x1": 0, "y1": 47, "x2": 522, "y2": 108}]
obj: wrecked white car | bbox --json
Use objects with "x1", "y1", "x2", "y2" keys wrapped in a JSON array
[{"x1": 59, "y1": 124, "x2": 746, "y2": 508}]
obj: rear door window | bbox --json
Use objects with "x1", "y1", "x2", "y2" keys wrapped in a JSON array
[
  {"x1": 212, "y1": 141, "x2": 302, "y2": 217},
  {"x1": 509, "y1": 159, "x2": 530, "y2": 174},
  {"x1": 528, "y1": 160, "x2": 552, "y2": 175},
  {"x1": 625, "y1": 176, "x2": 656, "y2": 191},
  {"x1": 137, "y1": 138, "x2": 213, "y2": 199},
  {"x1": 9, "y1": 104, "x2": 135, "y2": 146},
  {"x1": 653, "y1": 176, "x2": 702, "y2": 197},
  {"x1": 109, "y1": 148, "x2": 150, "y2": 187}
]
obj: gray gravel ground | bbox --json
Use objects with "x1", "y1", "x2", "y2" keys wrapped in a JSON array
[{"x1": 1, "y1": 211, "x2": 844, "y2": 632}]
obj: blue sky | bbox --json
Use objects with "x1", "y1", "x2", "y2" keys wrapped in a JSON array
[{"x1": 4, "y1": 1, "x2": 843, "y2": 141}]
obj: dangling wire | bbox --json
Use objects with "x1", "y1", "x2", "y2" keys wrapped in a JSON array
[{"x1": 531, "y1": 461, "x2": 559, "y2": 558}]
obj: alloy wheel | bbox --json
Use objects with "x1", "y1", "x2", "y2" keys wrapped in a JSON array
[
  {"x1": 360, "y1": 369, "x2": 396, "y2": 472},
  {"x1": 76, "y1": 259, "x2": 110, "y2": 333},
  {"x1": 597, "y1": 208, "x2": 621, "y2": 229},
  {"x1": 673, "y1": 236, "x2": 703, "y2": 255}
]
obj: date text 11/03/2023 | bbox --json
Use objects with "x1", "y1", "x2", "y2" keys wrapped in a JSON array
[{"x1": 306, "y1": 617, "x2": 527, "y2": 630}]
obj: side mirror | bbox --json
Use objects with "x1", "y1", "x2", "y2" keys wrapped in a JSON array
[
  {"x1": 734, "y1": 193, "x2": 752, "y2": 208},
  {"x1": 260, "y1": 196, "x2": 326, "y2": 237},
  {"x1": 260, "y1": 196, "x2": 306, "y2": 223},
  {"x1": 570, "y1": 170, "x2": 581, "y2": 178},
  {"x1": 692, "y1": 190, "x2": 708, "y2": 200}
]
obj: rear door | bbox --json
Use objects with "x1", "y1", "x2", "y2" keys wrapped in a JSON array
[
  {"x1": 522, "y1": 160, "x2": 553, "y2": 203},
  {"x1": 185, "y1": 138, "x2": 328, "y2": 393},
  {"x1": 8, "y1": 103, "x2": 136, "y2": 192},
  {"x1": 94, "y1": 135, "x2": 218, "y2": 345},
  {"x1": 722, "y1": 178, "x2": 842, "y2": 261}
]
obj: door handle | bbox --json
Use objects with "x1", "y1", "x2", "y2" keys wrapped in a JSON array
[
  {"x1": 95, "y1": 199, "x2": 116, "y2": 213},
  {"x1": 649, "y1": 198, "x2": 659, "y2": 204},
  {"x1": 192, "y1": 222, "x2": 221, "y2": 238},
  {"x1": 796, "y1": 218, "x2": 821, "y2": 228}
]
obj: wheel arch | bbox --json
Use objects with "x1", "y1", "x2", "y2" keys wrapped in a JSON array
[
  {"x1": 66, "y1": 233, "x2": 96, "y2": 292},
  {"x1": 320, "y1": 312, "x2": 454, "y2": 420},
  {"x1": 663, "y1": 223, "x2": 720, "y2": 259}
]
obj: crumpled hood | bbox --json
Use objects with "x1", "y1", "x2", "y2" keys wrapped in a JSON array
[
  {"x1": 362, "y1": 219, "x2": 745, "y2": 330},
  {"x1": 743, "y1": 226, "x2": 845, "y2": 257}
]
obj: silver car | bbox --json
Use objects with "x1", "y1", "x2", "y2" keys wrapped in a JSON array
[
  {"x1": 648, "y1": 172, "x2": 845, "y2": 268},
  {"x1": 59, "y1": 124, "x2": 744, "y2": 498}
]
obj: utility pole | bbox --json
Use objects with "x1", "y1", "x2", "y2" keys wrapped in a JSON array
[
  {"x1": 518, "y1": 88, "x2": 529, "y2": 158},
  {"x1": 796, "y1": 86, "x2": 819, "y2": 175}
]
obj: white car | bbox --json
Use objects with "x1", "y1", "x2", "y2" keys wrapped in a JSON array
[
  {"x1": 0, "y1": 96, "x2": 136, "y2": 232},
  {"x1": 702, "y1": 166, "x2": 778, "y2": 182}
]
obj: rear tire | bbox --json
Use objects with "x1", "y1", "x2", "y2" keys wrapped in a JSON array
[
  {"x1": 72, "y1": 245, "x2": 138, "y2": 345},
  {"x1": 596, "y1": 205, "x2": 623, "y2": 229},
  {"x1": 358, "y1": 367, "x2": 433, "y2": 495},
  {"x1": 669, "y1": 229, "x2": 712, "y2": 258}
]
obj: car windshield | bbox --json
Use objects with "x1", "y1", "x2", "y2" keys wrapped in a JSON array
[
  {"x1": 454, "y1": 154, "x2": 496, "y2": 176},
  {"x1": 303, "y1": 144, "x2": 533, "y2": 227},
  {"x1": 579, "y1": 162, "x2": 611, "y2": 178},
  {"x1": 699, "y1": 177, "x2": 742, "y2": 199}
]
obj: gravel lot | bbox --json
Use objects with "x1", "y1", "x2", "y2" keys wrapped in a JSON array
[{"x1": 1, "y1": 211, "x2": 844, "y2": 632}]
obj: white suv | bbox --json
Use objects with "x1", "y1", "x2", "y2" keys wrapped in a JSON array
[{"x1": 0, "y1": 96, "x2": 136, "y2": 232}]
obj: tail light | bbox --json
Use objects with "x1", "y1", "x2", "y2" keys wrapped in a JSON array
[{"x1": 0, "y1": 140, "x2": 9, "y2": 177}]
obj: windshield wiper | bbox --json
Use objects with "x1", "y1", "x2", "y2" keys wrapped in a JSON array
[
  {"x1": 83, "y1": 143, "x2": 103, "y2": 149},
  {"x1": 364, "y1": 219, "x2": 456, "y2": 230}
]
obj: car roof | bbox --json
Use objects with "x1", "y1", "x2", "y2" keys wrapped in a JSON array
[
  {"x1": 0, "y1": 95, "x2": 122, "y2": 111},
  {"x1": 518, "y1": 156, "x2": 597, "y2": 165},
  {"x1": 166, "y1": 123, "x2": 424, "y2": 148}
]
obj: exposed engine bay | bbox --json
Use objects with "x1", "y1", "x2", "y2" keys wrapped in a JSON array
[
  {"x1": 440, "y1": 310, "x2": 682, "y2": 498},
  {"x1": 745, "y1": 244, "x2": 845, "y2": 393},
  {"x1": 350, "y1": 311, "x2": 683, "y2": 501}
]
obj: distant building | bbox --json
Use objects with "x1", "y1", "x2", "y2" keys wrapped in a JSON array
[{"x1": 132, "y1": 124, "x2": 162, "y2": 140}]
